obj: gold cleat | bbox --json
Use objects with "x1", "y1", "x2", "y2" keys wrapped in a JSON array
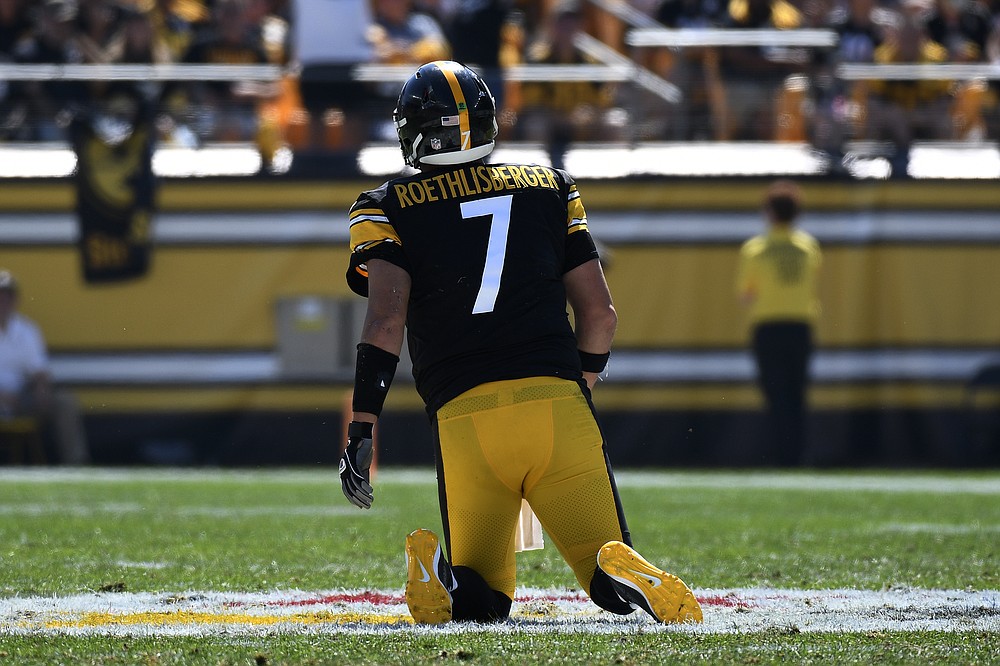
[
  {"x1": 597, "y1": 541, "x2": 703, "y2": 623},
  {"x1": 404, "y1": 528, "x2": 455, "y2": 624}
]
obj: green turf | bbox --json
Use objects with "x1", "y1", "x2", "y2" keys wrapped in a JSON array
[
  {"x1": 0, "y1": 468, "x2": 997, "y2": 664},
  {"x1": 0, "y1": 631, "x2": 997, "y2": 665}
]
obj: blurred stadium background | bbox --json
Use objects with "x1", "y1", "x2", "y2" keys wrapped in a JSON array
[{"x1": 1, "y1": 0, "x2": 999, "y2": 468}]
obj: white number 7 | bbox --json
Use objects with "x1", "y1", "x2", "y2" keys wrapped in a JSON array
[{"x1": 461, "y1": 194, "x2": 513, "y2": 315}]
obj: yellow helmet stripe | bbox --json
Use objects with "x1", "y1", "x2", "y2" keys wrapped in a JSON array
[{"x1": 436, "y1": 61, "x2": 471, "y2": 151}]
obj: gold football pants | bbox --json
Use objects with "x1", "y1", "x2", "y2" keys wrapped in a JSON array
[{"x1": 433, "y1": 376, "x2": 628, "y2": 600}]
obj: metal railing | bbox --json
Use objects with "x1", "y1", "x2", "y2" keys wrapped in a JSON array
[
  {"x1": 0, "y1": 63, "x2": 283, "y2": 81},
  {"x1": 837, "y1": 63, "x2": 1000, "y2": 81},
  {"x1": 2, "y1": 49, "x2": 997, "y2": 86},
  {"x1": 625, "y1": 28, "x2": 839, "y2": 49}
]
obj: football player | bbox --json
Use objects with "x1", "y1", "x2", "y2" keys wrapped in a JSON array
[{"x1": 339, "y1": 60, "x2": 702, "y2": 625}]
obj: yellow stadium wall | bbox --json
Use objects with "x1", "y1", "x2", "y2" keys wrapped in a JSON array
[
  {"x1": 2, "y1": 178, "x2": 998, "y2": 466},
  {"x1": 5, "y1": 244, "x2": 1000, "y2": 352},
  {"x1": 608, "y1": 245, "x2": 1000, "y2": 349}
]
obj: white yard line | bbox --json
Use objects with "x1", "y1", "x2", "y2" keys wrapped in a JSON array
[
  {"x1": 874, "y1": 522, "x2": 1000, "y2": 535},
  {"x1": 1, "y1": 468, "x2": 999, "y2": 495},
  {"x1": 0, "y1": 503, "x2": 361, "y2": 518},
  {"x1": 614, "y1": 471, "x2": 1000, "y2": 495},
  {"x1": 0, "y1": 588, "x2": 996, "y2": 636}
]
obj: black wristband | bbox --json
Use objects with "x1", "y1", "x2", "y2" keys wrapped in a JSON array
[
  {"x1": 348, "y1": 421, "x2": 374, "y2": 439},
  {"x1": 579, "y1": 350, "x2": 611, "y2": 373},
  {"x1": 353, "y1": 343, "x2": 400, "y2": 416}
]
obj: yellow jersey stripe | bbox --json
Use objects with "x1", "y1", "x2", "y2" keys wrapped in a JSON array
[
  {"x1": 567, "y1": 197, "x2": 588, "y2": 233},
  {"x1": 349, "y1": 207, "x2": 386, "y2": 220},
  {"x1": 437, "y1": 61, "x2": 471, "y2": 151},
  {"x1": 349, "y1": 220, "x2": 402, "y2": 250}
]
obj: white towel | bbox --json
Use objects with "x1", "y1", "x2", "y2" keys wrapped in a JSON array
[{"x1": 513, "y1": 499, "x2": 544, "y2": 552}]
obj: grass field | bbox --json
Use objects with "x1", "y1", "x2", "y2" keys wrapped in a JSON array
[{"x1": 0, "y1": 467, "x2": 997, "y2": 664}]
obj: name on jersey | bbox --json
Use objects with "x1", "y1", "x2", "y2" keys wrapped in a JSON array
[{"x1": 394, "y1": 165, "x2": 558, "y2": 208}]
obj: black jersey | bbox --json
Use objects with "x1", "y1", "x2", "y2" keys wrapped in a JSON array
[{"x1": 346, "y1": 161, "x2": 599, "y2": 414}]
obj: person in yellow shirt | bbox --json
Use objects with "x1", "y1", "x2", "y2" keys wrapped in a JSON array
[{"x1": 736, "y1": 180, "x2": 821, "y2": 466}]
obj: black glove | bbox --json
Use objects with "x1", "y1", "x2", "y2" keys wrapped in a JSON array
[{"x1": 340, "y1": 421, "x2": 374, "y2": 509}]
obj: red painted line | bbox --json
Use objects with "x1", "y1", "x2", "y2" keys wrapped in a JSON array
[
  {"x1": 697, "y1": 595, "x2": 755, "y2": 609},
  {"x1": 272, "y1": 592, "x2": 405, "y2": 607}
]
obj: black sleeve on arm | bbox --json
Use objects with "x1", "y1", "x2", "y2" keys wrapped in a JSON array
[
  {"x1": 347, "y1": 242, "x2": 409, "y2": 297},
  {"x1": 353, "y1": 342, "x2": 400, "y2": 416},
  {"x1": 564, "y1": 231, "x2": 600, "y2": 273}
]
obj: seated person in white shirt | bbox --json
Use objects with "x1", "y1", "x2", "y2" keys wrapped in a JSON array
[
  {"x1": 0, "y1": 270, "x2": 51, "y2": 420},
  {"x1": 0, "y1": 269, "x2": 88, "y2": 464}
]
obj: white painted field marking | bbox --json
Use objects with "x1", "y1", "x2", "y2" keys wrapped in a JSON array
[
  {"x1": 875, "y1": 522, "x2": 1000, "y2": 535},
  {"x1": 614, "y1": 472, "x2": 1000, "y2": 495},
  {"x1": 0, "y1": 504, "x2": 361, "y2": 518},
  {"x1": 1, "y1": 588, "x2": 996, "y2": 636},
  {"x1": 1, "y1": 469, "x2": 998, "y2": 495},
  {"x1": 114, "y1": 561, "x2": 172, "y2": 570}
]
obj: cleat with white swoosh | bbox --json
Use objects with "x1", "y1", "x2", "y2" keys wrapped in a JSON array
[
  {"x1": 597, "y1": 541, "x2": 703, "y2": 623},
  {"x1": 404, "y1": 529, "x2": 455, "y2": 624}
]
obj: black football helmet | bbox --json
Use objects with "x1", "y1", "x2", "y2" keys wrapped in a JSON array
[{"x1": 393, "y1": 61, "x2": 498, "y2": 168}]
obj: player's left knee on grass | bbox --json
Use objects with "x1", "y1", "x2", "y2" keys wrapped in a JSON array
[
  {"x1": 451, "y1": 566, "x2": 513, "y2": 622},
  {"x1": 588, "y1": 566, "x2": 634, "y2": 615}
]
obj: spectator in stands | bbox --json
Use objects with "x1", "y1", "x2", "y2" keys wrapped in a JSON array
[
  {"x1": 0, "y1": 270, "x2": 89, "y2": 465},
  {"x1": 798, "y1": 0, "x2": 884, "y2": 159},
  {"x1": 366, "y1": 0, "x2": 450, "y2": 140},
  {"x1": 447, "y1": 0, "x2": 516, "y2": 120},
  {"x1": 77, "y1": 4, "x2": 170, "y2": 116},
  {"x1": 148, "y1": 0, "x2": 200, "y2": 62},
  {"x1": 654, "y1": 0, "x2": 728, "y2": 140},
  {"x1": 243, "y1": 0, "x2": 290, "y2": 65},
  {"x1": 77, "y1": 0, "x2": 123, "y2": 65},
  {"x1": 295, "y1": 0, "x2": 378, "y2": 152},
  {"x1": 867, "y1": 0, "x2": 953, "y2": 175},
  {"x1": 0, "y1": 0, "x2": 34, "y2": 140},
  {"x1": 367, "y1": 0, "x2": 450, "y2": 65},
  {"x1": 715, "y1": 0, "x2": 805, "y2": 140},
  {"x1": 926, "y1": 0, "x2": 993, "y2": 62},
  {"x1": 736, "y1": 181, "x2": 821, "y2": 467},
  {"x1": 925, "y1": 0, "x2": 997, "y2": 143},
  {"x1": 118, "y1": 7, "x2": 171, "y2": 64},
  {"x1": 17, "y1": 0, "x2": 86, "y2": 140},
  {"x1": 655, "y1": 0, "x2": 724, "y2": 27},
  {"x1": 181, "y1": 0, "x2": 272, "y2": 141},
  {"x1": 985, "y1": 8, "x2": 1000, "y2": 137},
  {"x1": 0, "y1": 0, "x2": 32, "y2": 58},
  {"x1": 517, "y1": 0, "x2": 624, "y2": 168},
  {"x1": 832, "y1": 0, "x2": 886, "y2": 63}
]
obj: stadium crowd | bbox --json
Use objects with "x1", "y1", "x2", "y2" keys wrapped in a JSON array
[{"x1": 0, "y1": 0, "x2": 998, "y2": 166}]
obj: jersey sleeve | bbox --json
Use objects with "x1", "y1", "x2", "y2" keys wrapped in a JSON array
[
  {"x1": 556, "y1": 169, "x2": 600, "y2": 272},
  {"x1": 735, "y1": 237, "x2": 759, "y2": 297},
  {"x1": 346, "y1": 188, "x2": 409, "y2": 297}
]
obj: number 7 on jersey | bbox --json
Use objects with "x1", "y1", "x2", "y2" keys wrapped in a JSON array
[{"x1": 461, "y1": 195, "x2": 513, "y2": 315}]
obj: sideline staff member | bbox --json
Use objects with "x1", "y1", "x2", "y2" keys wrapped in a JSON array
[
  {"x1": 0, "y1": 270, "x2": 89, "y2": 464},
  {"x1": 339, "y1": 60, "x2": 702, "y2": 625},
  {"x1": 737, "y1": 180, "x2": 821, "y2": 466}
]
